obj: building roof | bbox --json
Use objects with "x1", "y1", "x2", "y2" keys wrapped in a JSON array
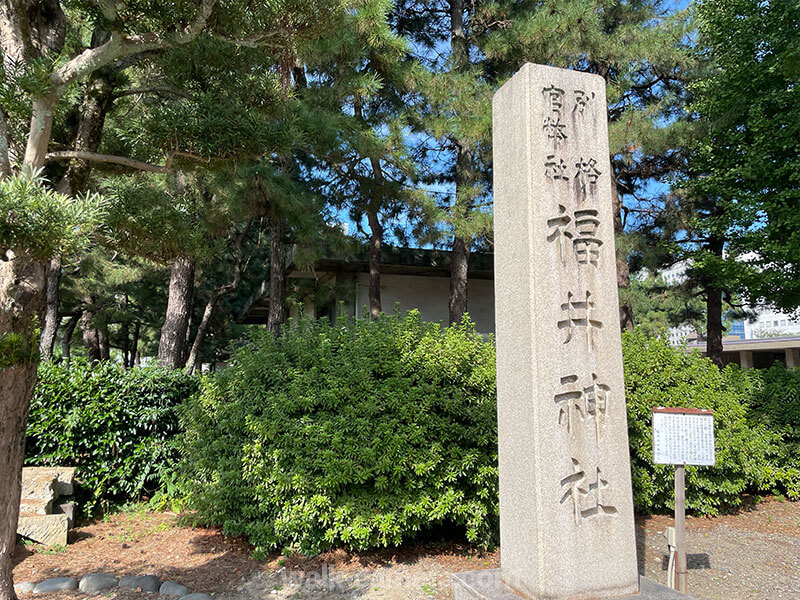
[
  {"x1": 289, "y1": 246, "x2": 494, "y2": 280},
  {"x1": 686, "y1": 336, "x2": 800, "y2": 352}
]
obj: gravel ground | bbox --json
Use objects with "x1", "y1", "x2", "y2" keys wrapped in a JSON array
[
  {"x1": 13, "y1": 498, "x2": 800, "y2": 600},
  {"x1": 636, "y1": 502, "x2": 800, "y2": 600}
]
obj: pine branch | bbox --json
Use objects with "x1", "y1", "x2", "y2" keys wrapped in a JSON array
[
  {"x1": 44, "y1": 151, "x2": 171, "y2": 174},
  {"x1": 51, "y1": 0, "x2": 218, "y2": 89},
  {"x1": 114, "y1": 87, "x2": 192, "y2": 99}
]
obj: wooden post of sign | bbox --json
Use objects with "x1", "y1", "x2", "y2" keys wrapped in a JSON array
[{"x1": 674, "y1": 464, "x2": 687, "y2": 593}]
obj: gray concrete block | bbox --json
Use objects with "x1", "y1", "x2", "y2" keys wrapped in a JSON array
[{"x1": 452, "y1": 570, "x2": 695, "y2": 600}]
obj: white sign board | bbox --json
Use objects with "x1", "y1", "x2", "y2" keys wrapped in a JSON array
[{"x1": 652, "y1": 408, "x2": 715, "y2": 466}]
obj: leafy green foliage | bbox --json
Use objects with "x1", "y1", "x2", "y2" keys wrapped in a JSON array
[
  {"x1": 181, "y1": 316, "x2": 800, "y2": 556},
  {"x1": 180, "y1": 312, "x2": 499, "y2": 555},
  {"x1": 0, "y1": 330, "x2": 41, "y2": 370},
  {"x1": 746, "y1": 364, "x2": 800, "y2": 500},
  {"x1": 625, "y1": 274, "x2": 706, "y2": 339},
  {"x1": 0, "y1": 171, "x2": 106, "y2": 260},
  {"x1": 686, "y1": 0, "x2": 800, "y2": 311},
  {"x1": 26, "y1": 360, "x2": 198, "y2": 515},
  {"x1": 622, "y1": 330, "x2": 787, "y2": 514}
]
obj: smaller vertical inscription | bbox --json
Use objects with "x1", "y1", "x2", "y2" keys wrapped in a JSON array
[
  {"x1": 542, "y1": 85, "x2": 566, "y2": 114},
  {"x1": 573, "y1": 89, "x2": 596, "y2": 115}
]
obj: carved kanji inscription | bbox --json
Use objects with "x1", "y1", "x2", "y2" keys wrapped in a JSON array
[{"x1": 557, "y1": 290, "x2": 603, "y2": 347}]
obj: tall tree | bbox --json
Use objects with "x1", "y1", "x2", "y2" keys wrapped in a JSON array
[
  {"x1": 392, "y1": 0, "x2": 494, "y2": 326},
  {"x1": 483, "y1": 0, "x2": 696, "y2": 331},
  {"x1": 685, "y1": 0, "x2": 800, "y2": 362},
  {"x1": 0, "y1": 0, "x2": 351, "y2": 592},
  {"x1": 0, "y1": 175, "x2": 103, "y2": 600}
]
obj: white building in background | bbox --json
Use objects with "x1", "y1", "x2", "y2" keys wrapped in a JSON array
[
  {"x1": 655, "y1": 261, "x2": 697, "y2": 346},
  {"x1": 658, "y1": 260, "x2": 800, "y2": 345},
  {"x1": 241, "y1": 246, "x2": 496, "y2": 336},
  {"x1": 744, "y1": 309, "x2": 800, "y2": 338}
]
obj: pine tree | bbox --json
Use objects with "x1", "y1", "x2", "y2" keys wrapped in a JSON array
[
  {"x1": 482, "y1": 0, "x2": 697, "y2": 330},
  {"x1": 0, "y1": 1, "x2": 361, "y2": 593},
  {"x1": 391, "y1": 0, "x2": 495, "y2": 326}
]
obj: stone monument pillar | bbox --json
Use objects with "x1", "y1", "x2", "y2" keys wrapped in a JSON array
[
  {"x1": 492, "y1": 63, "x2": 638, "y2": 600},
  {"x1": 452, "y1": 63, "x2": 694, "y2": 600}
]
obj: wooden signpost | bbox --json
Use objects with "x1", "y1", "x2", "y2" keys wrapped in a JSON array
[{"x1": 652, "y1": 407, "x2": 715, "y2": 594}]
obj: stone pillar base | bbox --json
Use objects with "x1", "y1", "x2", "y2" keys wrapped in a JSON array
[{"x1": 452, "y1": 570, "x2": 695, "y2": 600}]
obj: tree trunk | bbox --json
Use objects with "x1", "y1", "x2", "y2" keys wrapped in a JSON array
[
  {"x1": 98, "y1": 320, "x2": 110, "y2": 361},
  {"x1": 61, "y1": 313, "x2": 79, "y2": 366},
  {"x1": 267, "y1": 215, "x2": 287, "y2": 334},
  {"x1": 38, "y1": 255, "x2": 62, "y2": 360},
  {"x1": 130, "y1": 321, "x2": 140, "y2": 368},
  {"x1": 0, "y1": 251, "x2": 46, "y2": 600},
  {"x1": 706, "y1": 284, "x2": 724, "y2": 367},
  {"x1": 0, "y1": 110, "x2": 11, "y2": 178},
  {"x1": 39, "y1": 69, "x2": 117, "y2": 363},
  {"x1": 24, "y1": 92, "x2": 59, "y2": 170},
  {"x1": 185, "y1": 290, "x2": 219, "y2": 373},
  {"x1": 120, "y1": 296, "x2": 129, "y2": 368},
  {"x1": 611, "y1": 176, "x2": 634, "y2": 331},
  {"x1": 366, "y1": 205, "x2": 382, "y2": 319},
  {"x1": 55, "y1": 71, "x2": 114, "y2": 195},
  {"x1": 158, "y1": 256, "x2": 195, "y2": 369},
  {"x1": 447, "y1": 0, "x2": 472, "y2": 327},
  {"x1": 80, "y1": 301, "x2": 101, "y2": 363},
  {"x1": 185, "y1": 222, "x2": 250, "y2": 372},
  {"x1": 449, "y1": 233, "x2": 470, "y2": 326}
]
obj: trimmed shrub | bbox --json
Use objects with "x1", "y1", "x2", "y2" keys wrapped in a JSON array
[
  {"x1": 180, "y1": 312, "x2": 498, "y2": 555},
  {"x1": 181, "y1": 320, "x2": 799, "y2": 555},
  {"x1": 622, "y1": 330, "x2": 781, "y2": 514},
  {"x1": 27, "y1": 360, "x2": 198, "y2": 514},
  {"x1": 746, "y1": 363, "x2": 800, "y2": 499}
]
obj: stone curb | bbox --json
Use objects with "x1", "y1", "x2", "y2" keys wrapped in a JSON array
[{"x1": 17, "y1": 572, "x2": 212, "y2": 599}]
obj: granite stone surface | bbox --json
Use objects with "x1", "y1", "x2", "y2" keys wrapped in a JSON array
[
  {"x1": 452, "y1": 571, "x2": 695, "y2": 600},
  {"x1": 79, "y1": 573, "x2": 118, "y2": 594},
  {"x1": 491, "y1": 63, "x2": 639, "y2": 598},
  {"x1": 160, "y1": 581, "x2": 191, "y2": 596},
  {"x1": 32, "y1": 578, "x2": 78, "y2": 594},
  {"x1": 119, "y1": 575, "x2": 162, "y2": 592},
  {"x1": 16, "y1": 514, "x2": 69, "y2": 547},
  {"x1": 22, "y1": 467, "x2": 76, "y2": 497}
]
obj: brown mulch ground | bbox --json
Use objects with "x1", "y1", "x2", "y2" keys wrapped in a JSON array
[{"x1": 13, "y1": 498, "x2": 800, "y2": 600}]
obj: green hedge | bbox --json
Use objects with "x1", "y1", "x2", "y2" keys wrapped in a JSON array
[
  {"x1": 27, "y1": 318, "x2": 799, "y2": 551},
  {"x1": 180, "y1": 312, "x2": 498, "y2": 555},
  {"x1": 622, "y1": 330, "x2": 783, "y2": 514},
  {"x1": 746, "y1": 363, "x2": 800, "y2": 499},
  {"x1": 26, "y1": 360, "x2": 198, "y2": 514},
  {"x1": 181, "y1": 319, "x2": 800, "y2": 555}
]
